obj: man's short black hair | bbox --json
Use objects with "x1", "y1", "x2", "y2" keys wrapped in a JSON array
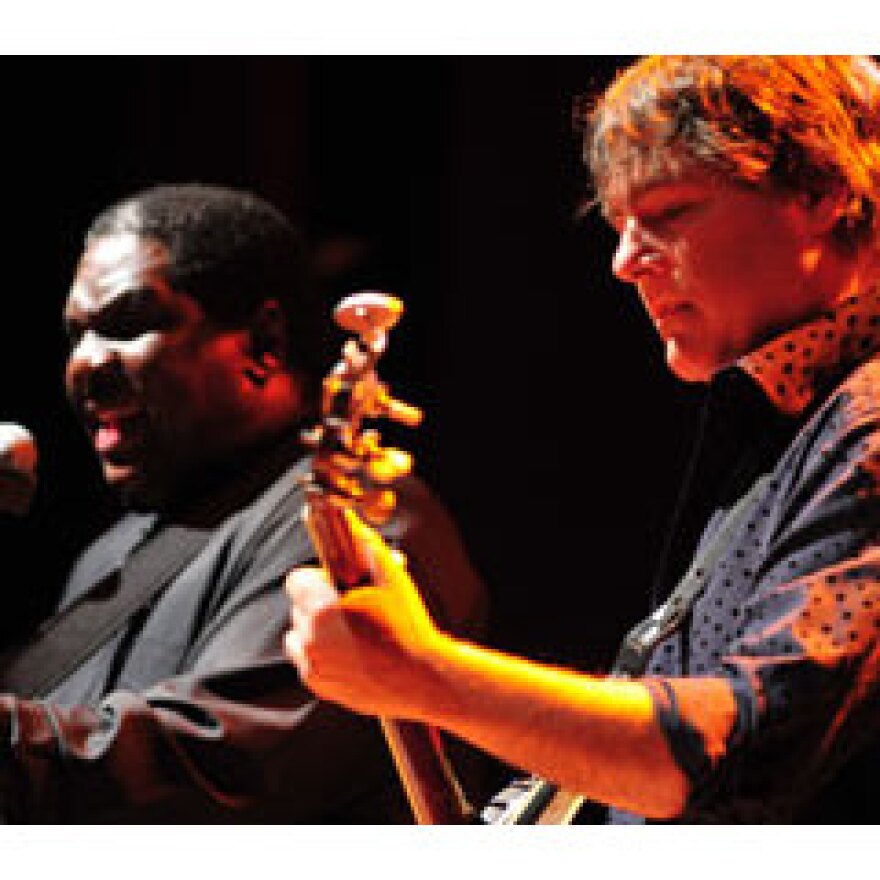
[{"x1": 86, "y1": 183, "x2": 327, "y2": 379}]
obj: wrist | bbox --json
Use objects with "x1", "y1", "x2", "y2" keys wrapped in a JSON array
[
  {"x1": 402, "y1": 631, "x2": 490, "y2": 728},
  {"x1": 397, "y1": 629, "x2": 466, "y2": 725}
]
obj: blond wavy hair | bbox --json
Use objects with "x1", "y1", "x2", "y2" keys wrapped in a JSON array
[{"x1": 585, "y1": 55, "x2": 880, "y2": 248}]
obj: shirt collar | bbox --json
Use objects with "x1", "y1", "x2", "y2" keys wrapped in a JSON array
[{"x1": 739, "y1": 277, "x2": 880, "y2": 416}]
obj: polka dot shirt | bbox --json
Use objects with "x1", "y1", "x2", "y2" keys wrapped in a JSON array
[
  {"x1": 740, "y1": 280, "x2": 880, "y2": 416},
  {"x1": 617, "y1": 282, "x2": 880, "y2": 823}
]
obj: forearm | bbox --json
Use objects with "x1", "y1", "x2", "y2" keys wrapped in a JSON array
[
  {"x1": 286, "y1": 513, "x2": 736, "y2": 820},
  {"x1": 400, "y1": 634, "x2": 736, "y2": 819}
]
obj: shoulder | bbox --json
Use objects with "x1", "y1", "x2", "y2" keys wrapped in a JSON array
[
  {"x1": 760, "y1": 354, "x2": 880, "y2": 556},
  {"x1": 817, "y1": 353, "x2": 880, "y2": 425},
  {"x1": 782, "y1": 353, "x2": 880, "y2": 479},
  {"x1": 835, "y1": 354, "x2": 880, "y2": 422},
  {"x1": 213, "y1": 455, "x2": 315, "y2": 578}
]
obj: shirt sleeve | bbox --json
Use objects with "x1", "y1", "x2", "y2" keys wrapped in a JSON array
[
  {"x1": 0, "y1": 470, "x2": 488, "y2": 822},
  {"x1": 646, "y1": 370, "x2": 880, "y2": 821},
  {"x1": 0, "y1": 583, "x2": 408, "y2": 822}
]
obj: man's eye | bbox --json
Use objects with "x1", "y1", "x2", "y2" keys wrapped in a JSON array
[
  {"x1": 96, "y1": 305, "x2": 173, "y2": 341},
  {"x1": 643, "y1": 201, "x2": 702, "y2": 227},
  {"x1": 100, "y1": 315, "x2": 152, "y2": 340}
]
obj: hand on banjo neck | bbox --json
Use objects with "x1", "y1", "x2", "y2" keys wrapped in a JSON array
[{"x1": 291, "y1": 290, "x2": 474, "y2": 825}]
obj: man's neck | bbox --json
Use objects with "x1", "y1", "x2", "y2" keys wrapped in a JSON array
[{"x1": 132, "y1": 429, "x2": 308, "y2": 527}]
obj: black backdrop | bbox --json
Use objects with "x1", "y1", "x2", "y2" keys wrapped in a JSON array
[{"x1": 2, "y1": 58, "x2": 707, "y2": 670}]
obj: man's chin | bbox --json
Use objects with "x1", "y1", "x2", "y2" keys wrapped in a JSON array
[
  {"x1": 665, "y1": 338, "x2": 715, "y2": 384},
  {"x1": 102, "y1": 462, "x2": 162, "y2": 508}
]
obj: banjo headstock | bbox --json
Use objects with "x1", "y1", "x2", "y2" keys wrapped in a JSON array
[{"x1": 302, "y1": 291, "x2": 422, "y2": 527}]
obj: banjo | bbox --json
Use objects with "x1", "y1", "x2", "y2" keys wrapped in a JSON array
[
  {"x1": 300, "y1": 290, "x2": 473, "y2": 824},
  {"x1": 301, "y1": 290, "x2": 587, "y2": 825}
]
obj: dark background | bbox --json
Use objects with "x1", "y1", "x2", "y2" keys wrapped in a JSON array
[{"x1": 1, "y1": 58, "x2": 706, "y2": 669}]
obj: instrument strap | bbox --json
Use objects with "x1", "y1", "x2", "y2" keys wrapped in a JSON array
[
  {"x1": 0, "y1": 522, "x2": 210, "y2": 698},
  {"x1": 481, "y1": 472, "x2": 771, "y2": 824},
  {"x1": 613, "y1": 472, "x2": 771, "y2": 676}
]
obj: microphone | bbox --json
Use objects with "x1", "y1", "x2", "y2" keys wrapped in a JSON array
[{"x1": 0, "y1": 423, "x2": 38, "y2": 516}]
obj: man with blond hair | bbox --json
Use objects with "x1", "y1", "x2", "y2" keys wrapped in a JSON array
[{"x1": 285, "y1": 56, "x2": 880, "y2": 822}]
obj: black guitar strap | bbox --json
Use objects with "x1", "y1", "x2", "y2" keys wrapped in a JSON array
[
  {"x1": 0, "y1": 522, "x2": 210, "y2": 699},
  {"x1": 612, "y1": 472, "x2": 772, "y2": 677},
  {"x1": 481, "y1": 472, "x2": 772, "y2": 824}
]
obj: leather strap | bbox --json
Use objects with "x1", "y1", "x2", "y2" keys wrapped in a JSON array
[
  {"x1": 613, "y1": 473, "x2": 771, "y2": 677},
  {"x1": 481, "y1": 472, "x2": 772, "y2": 825},
  {"x1": 0, "y1": 523, "x2": 210, "y2": 698}
]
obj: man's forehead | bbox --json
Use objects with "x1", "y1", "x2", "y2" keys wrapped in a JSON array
[
  {"x1": 78, "y1": 232, "x2": 169, "y2": 277},
  {"x1": 68, "y1": 233, "x2": 171, "y2": 311},
  {"x1": 601, "y1": 165, "x2": 723, "y2": 221}
]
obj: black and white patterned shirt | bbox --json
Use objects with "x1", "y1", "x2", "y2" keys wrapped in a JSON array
[{"x1": 627, "y1": 282, "x2": 880, "y2": 822}]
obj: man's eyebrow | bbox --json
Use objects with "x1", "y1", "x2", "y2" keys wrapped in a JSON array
[
  {"x1": 618, "y1": 183, "x2": 709, "y2": 222},
  {"x1": 596, "y1": 181, "x2": 663, "y2": 225},
  {"x1": 65, "y1": 284, "x2": 165, "y2": 325}
]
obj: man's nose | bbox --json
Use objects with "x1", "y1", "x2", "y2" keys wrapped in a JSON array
[
  {"x1": 66, "y1": 331, "x2": 122, "y2": 397},
  {"x1": 612, "y1": 219, "x2": 665, "y2": 283}
]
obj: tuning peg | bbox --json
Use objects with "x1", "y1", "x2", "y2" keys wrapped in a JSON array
[
  {"x1": 365, "y1": 447, "x2": 414, "y2": 484},
  {"x1": 377, "y1": 391, "x2": 423, "y2": 428},
  {"x1": 356, "y1": 487, "x2": 397, "y2": 525}
]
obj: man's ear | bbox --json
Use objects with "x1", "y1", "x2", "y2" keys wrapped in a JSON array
[{"x1": 244, "y1": 299, "x2": 289, "y2": 384}]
